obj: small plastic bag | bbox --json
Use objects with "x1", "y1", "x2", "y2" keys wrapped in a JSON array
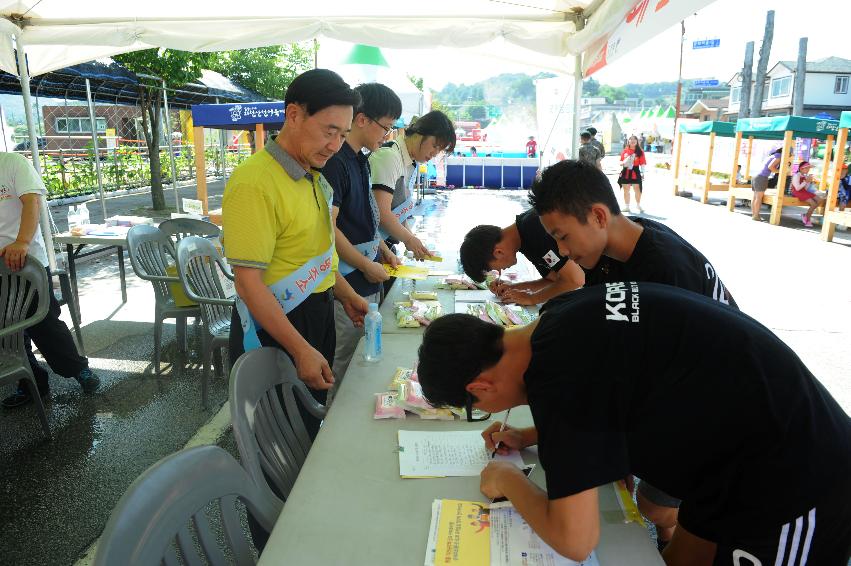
[{"x1": 374, "y1": 392, "x2": 406, "y2": 419}]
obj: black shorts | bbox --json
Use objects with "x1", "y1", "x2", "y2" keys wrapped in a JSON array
[{"x1": 712, "y1": 479, "x2": 851, "y2": 566}]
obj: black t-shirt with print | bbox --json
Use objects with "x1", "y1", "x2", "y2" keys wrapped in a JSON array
[
  {"x1": 516, "y1": 209, "x2": 568, "y2": 278},
  {"x1": 583, "y1": 217, "x2": 738, "y2": 308},
  {"x1": 526, "y1": 283, "x2": 850, "y2": 541}
]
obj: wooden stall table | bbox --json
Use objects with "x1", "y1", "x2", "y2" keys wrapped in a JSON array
[
  {"x1": 821, "y1": 110, "x2": 851, "y2": 241},
  {"x1": 726, "y1": 116, "x2": 840, "y2": 225},
  {"x1": 672, "y1": 121, "x2": 737, "y2": 204},
  {"x1": 258, "y1": 334, "x2": 663, "y2": 566},
  {"x1": 53, "y1": 231, "x2": 130, "y2": 311}
]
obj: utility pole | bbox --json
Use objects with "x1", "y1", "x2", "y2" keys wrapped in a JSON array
[
  {"x1": 751, "y1": 10, "x2": 774, "y2": 118},
  {"x1": 739, "y1": 41, "x2": 754, "y2": 119},
  {"x1": 792, "y1": 37, "x2": 807, "y2": 116},
  {"x1": 673, "y1": 20, "x2": 685, "y2": 138}
]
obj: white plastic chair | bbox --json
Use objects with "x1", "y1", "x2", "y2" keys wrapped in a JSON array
[
  {"x1": 94, "y1": 445, "x2": 282, "y2": 566},
  {"x1": 127, "y1": 225, "x2": 200, "y2": 375},
  {"x1": 229, "y1": 347, "x2": 327, "y2": 505},
  {"x1": 0, "y1": 257, "x2": 51, "y2": 437},
  {"x1": 175, "y1": 236, "x2": 234, "y2": 408}
]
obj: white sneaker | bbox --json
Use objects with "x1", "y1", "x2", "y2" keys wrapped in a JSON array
[
  {"x1": 838, "y1": 224, "x2": 847, "y2": 231},
  {"x1": 636, "y1": 204, "x2": 644, "y2": 213}
]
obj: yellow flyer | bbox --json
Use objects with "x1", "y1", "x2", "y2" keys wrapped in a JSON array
[
  {"x1": 383, "y1": 264, "x2": 429, "y2": 280},
  {"x1": 434, "y1": 499, "x2": 490, "y2": 565}
]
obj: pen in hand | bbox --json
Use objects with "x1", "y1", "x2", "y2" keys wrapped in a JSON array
[{"x1": 490, "y1": 408, "x2": 511, "y2": 458}]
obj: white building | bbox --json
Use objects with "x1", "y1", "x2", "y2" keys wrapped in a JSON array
[{"x1": 725, "y1": 56, "x2": 851, "y2": 119}]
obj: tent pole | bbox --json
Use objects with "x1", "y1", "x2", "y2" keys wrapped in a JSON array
[
  {"x1": 672, "y1": 131, "x2": 683, "y2": 195},
  {"x1": 162, "y1": 81, "x2": 180, "y2": 212},
  {"x1": 85, "y1": 78, "x2": 108, "y2": 219},
  {"x1": 727, "y1": 131, "x2": 742, "y2": 212},
  {"x1": 15, "y1": 35, "x2": 57, "y2": 271},
  {"x1": 571, "y1": 16, "x2": 585, "y2": 159}
]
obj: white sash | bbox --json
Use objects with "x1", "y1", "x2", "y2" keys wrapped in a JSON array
[{"x1": 236, "y1": 172, "x2": 336, "y2": 352}]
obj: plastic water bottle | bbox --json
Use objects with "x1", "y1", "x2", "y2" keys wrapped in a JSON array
[{"x1": 364, "y1": 302, "x2": 383, "y2": 362}]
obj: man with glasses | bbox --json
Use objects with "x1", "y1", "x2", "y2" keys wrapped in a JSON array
[
  {"x1": 416, "y1": 284, "x2": 851, "y2": 566},
  {"x1": 223, "y1": 69, "x2": 368, "y2": 440},
  {"x1": 322, "y1": 83, "x2": 402, "y2": 393}
]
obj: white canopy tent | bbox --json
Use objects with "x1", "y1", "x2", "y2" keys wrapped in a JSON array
[{"x1": 0, "y1": 0, "x2": 714, "y2": 267}]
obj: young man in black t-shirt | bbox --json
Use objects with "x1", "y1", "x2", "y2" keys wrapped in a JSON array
[
  {"x1": 529, "y1": 159, "x2": 737, "y2": 545},
  {"x1": 459, "y1": 209, "x2": 584, "y2": 306},
  {"x1": 417, "y1": 284, "x2": 851, "y2": 566}
]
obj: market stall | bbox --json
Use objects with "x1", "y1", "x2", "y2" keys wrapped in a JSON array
[
  {"x1": 189, "y1": 101, "x2": 285, "y2": 219},
  {"x1": 726, "y1": 116, "x2": 840, "y2": 225},
  {"x1": 672, "y1": 120, "x2": 736, "y2": 203},
  {"x1": 821, "y1": 110, "x2": 851, "y2": 241}
]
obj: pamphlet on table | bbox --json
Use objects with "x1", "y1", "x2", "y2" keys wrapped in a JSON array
[{"x1": 425, "y1": 499, "x2": 600, "y2": 566}]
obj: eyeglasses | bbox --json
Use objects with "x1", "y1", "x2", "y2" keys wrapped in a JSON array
[
  {"x1": 368, "y1": 116, "x2": 396, "y2": 138},
  {"x1": 465, "y1": 391, "x2": 492, "y2": 422}
]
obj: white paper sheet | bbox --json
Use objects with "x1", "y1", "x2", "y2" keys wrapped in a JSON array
[
  {"x1": 424, "y1": 499, "x2": 442, "y2": 566},
  {"x1": 490, "y1": 505, "x2": 600, "y2": 566},
  {"x1": 455, "y1": 289, "x2": 499, "y2": 303},
  {"x1": 398, "y1": 430, "x2": 525, "y2": 477}
]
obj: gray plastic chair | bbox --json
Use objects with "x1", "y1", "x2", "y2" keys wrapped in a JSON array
[
  {"x1": 158, "y1": 217, "x2": 221, "y2": 244},
  {"x1": 127, "y1": 225, "x2": 200, "y2": 375},
  {"x1": 94, "y1": 445, "x2": 282, "y2": 566},
  {"x1": 0, "y1": 257, "x2": 51, "y2": 437},
  {"x1": 175, "y1": 236, "x2": 234, "y2": 408},
  {"x1": 229, "y1": 347, "x2": 327, "y2": 505}
]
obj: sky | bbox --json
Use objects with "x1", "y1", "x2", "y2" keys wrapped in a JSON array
[{"x1": 317, "y1": 0, "x2": 851, "y2": 90}]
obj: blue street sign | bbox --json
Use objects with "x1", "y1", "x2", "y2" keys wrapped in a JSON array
[
  {"x1": 692, "y1": 39, "x2": 721, "y2": 49},
  {"x1": 693, "y1": 79, "x2": 720, "y2": 87}
]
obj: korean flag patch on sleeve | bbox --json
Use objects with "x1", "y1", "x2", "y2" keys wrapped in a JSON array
[{"x1": 542, "y1": 250, "x2": 560, "y2": 268}]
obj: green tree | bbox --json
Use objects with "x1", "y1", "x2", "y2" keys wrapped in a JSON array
[
  {"x1": 407, "y1": 74, "x2": 424, "y2": 92},
  {"x1": 115, "y1": 49, "x2": 215, "y2": 210},
  {"x1": 211, "y1": 43, "x2": 316, "y2": 100},
  {"x1": 430, "y1": 95, "x2": 457, "y2": 120},
  {"x1": 598, "y1": 84, "x2": 628, "y2": 102},
  {"x1": 583, "y1": 77, "x2": 600, "y2": 96}
]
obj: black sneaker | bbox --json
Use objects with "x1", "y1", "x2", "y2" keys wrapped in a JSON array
[
  {"x1": 74, "y1": 368, "x2": 100, "y2": 394},
  {"x1": 2, "y1": 386, "x2": 49, "y2": 409}
]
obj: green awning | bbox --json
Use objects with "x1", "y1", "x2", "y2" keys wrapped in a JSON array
[
  {"x1": 663, "y1": 106, "x2": 676, "y2": 118},
  {"x1": 735, "y1": 115, "x2": 840, "y2": 141},
  {"x1": 839, "y1": 111, "x2": 851, "y2": 129},
  {"x1": 679, "y1": 121, "x2": 737, "y2": 137}
]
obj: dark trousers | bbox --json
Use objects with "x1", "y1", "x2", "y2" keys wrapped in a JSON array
[
  {"x1": 24, "y1": 268, "x2": 88, "y2": 392},
  {"x1": 229, "y1": 288, "x2": 336, "y2": 550}
]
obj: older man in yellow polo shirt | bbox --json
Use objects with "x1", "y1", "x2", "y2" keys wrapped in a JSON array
[{"x1": 223, "y1": 69, "x2": 367, "y2": 438}]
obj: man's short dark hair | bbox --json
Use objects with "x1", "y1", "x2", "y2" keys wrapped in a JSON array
[
  {"x1": 354, "y1": 83, "x2": 402, "y2": 122},
  {"x1": 407, "y1": 110, "x2": 457, "y2": 152},
  {"x1": 418, "y1": 314, "x2": 505, "y2": 408},
  {"x1": 580, "y1": 132, "x2": 591, "y2": 141},
  {"x1": 528, "y1": 159, "x2": 621, "y2": 221},
  {"x1": 284, "y1": 69, "x2": 361, "y2": 116},
  {"x1": 460, "y1": 225, "x2": 503, "y2": 282},
  {"x1": 586, "y1": 127, "x2": 597, "y2": 136}
]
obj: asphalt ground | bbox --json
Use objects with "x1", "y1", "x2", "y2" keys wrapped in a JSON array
[{"x1": 0, "y1": 158, "x2": 848, "y2": 565}]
